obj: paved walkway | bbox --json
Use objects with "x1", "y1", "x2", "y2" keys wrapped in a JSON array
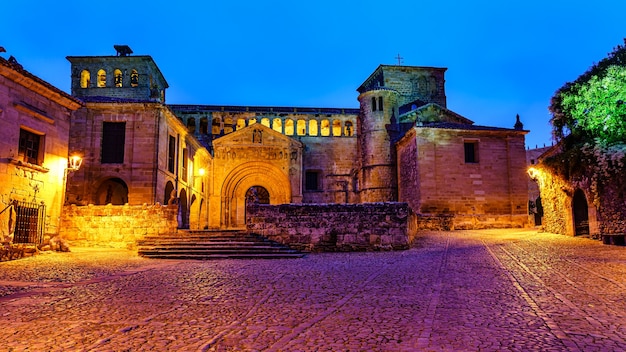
[{"x1": 2, "y1": 229, "x2": 626, "y2": 351}]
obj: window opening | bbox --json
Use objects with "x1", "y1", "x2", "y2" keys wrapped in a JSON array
[
  {"x1": 371, "y1": 97, "x2": 377, "y2": 111},
  {"x1": 18, "y1": 129, "x2": 43, "y2": 165},
  {"x1": 273, "y1": 118, "x2": 283, "y2": 133},
  {"x1": 236, "y1": 118, "x2": 246, "y2": 130},
  {"x1": 168, "y1": 135, "x2": 176, "y2": 173},
  {"x1": 199, "y1": 118, "x2": 208, "y2": 134},
  {"x1": 130, "y1": 69, "x2": 139, "y2": 87},
  {"x1": 80, "y1": 70, "x2": 90, "y2": 88},
  {"x1": 187, "y1": 117, "x2": 196, "y2": 133},
  {"x1": 261, "y1": 117, "x2": 270, "y2": 128},
  {"x1": 297, "y1": 119, "x2": 306, "y2": 136},
  {"x1": 97, "y1": 69, "x2": 106, "y2": 87},
  {"x1": 308, "y1": 120, "x2": 318, "y2": 136},
  {"x1": 344, "y1": 121, "x2": 354, "y2": 136},
  {"x1": 181, "y1": 148, "x2": 188, "y2": 182},
  {"x1": 332, "y1": 120, "x2": 342, "y2": 136},
  {"x1": 378, "y1": 96, "x2": 384, "y2": 111},
  {"x1": 305, "y1": 171, "x2": 321, "y2": 191},
  {"x1": 464, "y1": 141, "x2": 478, "y2": 163},
  {"x1": 101, "y1": 122, "x2": 125, "y2": 163},
  {"x1": 285, "y1": 119, "x2": 294, "y2": 135},
  {"x1": 212, "y1": 118, "x2": 221, "y2": 135},
  {"x1": 320, "y1": 119, "x2": 330, "y2": 136},
  {"x1": 114, "y1": 69, "x2": 123, "y2": 87}
]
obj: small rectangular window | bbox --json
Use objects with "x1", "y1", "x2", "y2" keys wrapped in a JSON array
[
  {"x1": 464, "y1": 141, "x2": 478, "y2": 163},
  {"x1": 305, "y1": 171, "x2": 321, "y2": 191},
  {"x1": 18, "y1": 128, "x2": 44, "y2": 165},
  {"x1": 168, "y1": 136, "x2": 176, "y2": 173},
  {"x1": 181, "y1": 148, "x2": 188, "y2": 182},
  {"x1": 101, "y1": 122, "x2": 125, "y2": 164}
]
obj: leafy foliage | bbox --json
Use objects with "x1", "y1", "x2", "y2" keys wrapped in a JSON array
[{"x1": 550, "y1": 39, "x2": 626, "y2": 145}]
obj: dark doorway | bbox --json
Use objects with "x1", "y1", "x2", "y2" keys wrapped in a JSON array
[
  {"x1": 179, "y1": 189, "x2": 189, "y2": 229},
  {"x1": 573, "y1": 189, "x2": 589, "y2": 236},
  {"x1": 164, "y1": 181, "x2": 175, "y2": 205},
  {"x1": 246, "y1": 186, "x2": 270, "y2": 205},
  {"x1": 96, "y1": 178, "x2": 128, "y2": 205}
]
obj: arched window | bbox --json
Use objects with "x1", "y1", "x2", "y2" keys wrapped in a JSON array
[
  {"x1": 321, "y1": 119, "x2": 330, "y2": 136},
  {"x1": 285, "y1": 119, "x2": 294, "y2": 135},
  {"x1": 378, "y1": 97, "x2": 384, "y2": 111},
  {"x1": 97, "y1": 69, "x2": 106, "y2": 87},
  {"x1": 224, "y1": 118, "x2": 234, "y2": 134},
  {"x1": 114, "y1": 69, "x2": 123, "y2": 87},
  {"x1": 199, "y1": 118, "x2": 208, "y2": 134},
  {"x1": 371, "y1": 97, "x2": 377, "y2": 112},
  {"x1": 248, "y1": 118, "x2": 257, "y2": 126},
  {"x1": 261, "y1": 117, "x2": 271, "y2": 128},
  {"x1": 344, "y1": 121, "x2": 354, "y2": 136},
  {"x1": 187, "y1": 117, "x2": 196, "y2": 133},
  {"x1": 130, "y1": 69, "x2": 139, "y2": 87},
  {"x1": 80, "y1": 70, "x2": 90, "y2": 88},
  {"x1": 212, "y1": 118, "x2": 221, "y2": 135},
  {"x1": 332, "y1": 120, "x2": 342, "y2": 136},
  {"x1": 308, "y1": 120, "x2": 318, "y2": 136},
  {"x1": 236, "y1": 118, "x2": 246, "y2": 130},
  {"x1": 297, "y1": 119, "x2": 307, "y2": 136},
  {"x1": 272, "y1": 118, "x2": 282, "y2": 133}
]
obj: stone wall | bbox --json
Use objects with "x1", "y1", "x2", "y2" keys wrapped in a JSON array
[
  {"x1": 246, "y1": 203, "x2": 411, "y2": 252},
  {"x1": 59, "y1": 204, "x2": 178, "y2": 247}
]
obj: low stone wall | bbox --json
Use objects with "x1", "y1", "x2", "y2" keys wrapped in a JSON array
[
  {"x1": 246, "y1": 202, "x2": 411, "y2": 252},
  {"x1": 59, "y1": 204, "x2": 178, "y2": 248}
]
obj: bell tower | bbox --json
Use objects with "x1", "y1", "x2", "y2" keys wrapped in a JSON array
[{"x1": 67, "y1": 45, "x2": 169, "y2": 103}]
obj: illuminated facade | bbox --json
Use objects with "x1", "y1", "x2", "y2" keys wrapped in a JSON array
[
  {"x1": 63, "y1": 47, "x2": 529, "y2": 231},
  {"x1": 0, "y1": 56, "x2": 82, "y2": 243}
]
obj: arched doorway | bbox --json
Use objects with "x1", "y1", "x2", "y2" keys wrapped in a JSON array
[
  {"x1": 95, "y1": 178, "x2": 128, "y2": 205},
  {"x1": 573, "y1": 189, "x2": 589, "y2": 236},
  {"x1": 164, "y1": 181, "x2": 175, "y2": 205},
  {"x1": 179, "y1": 189, "x2": 189, "y2": 229},
  {"x1": 221, "y1": 162, "x2": 291, "y2": 229}
]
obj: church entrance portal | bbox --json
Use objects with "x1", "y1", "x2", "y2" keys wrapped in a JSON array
[
  {"x1": 220, "y1": 163, "x2": 291, "y2": 229},
  {"x1": 573, "y1": 189, "x2": 589, "y2": 236}
]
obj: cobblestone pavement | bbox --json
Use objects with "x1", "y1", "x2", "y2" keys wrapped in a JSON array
[{"x1": 2, "y1": 229, "x2": 626, "y2": 351}]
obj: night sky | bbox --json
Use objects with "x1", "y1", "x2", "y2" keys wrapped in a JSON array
[{"x1": 3, "y1": 0, "x2": 625, "y2": 149}]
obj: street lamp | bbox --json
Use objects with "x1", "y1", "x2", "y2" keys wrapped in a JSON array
[{"x1": 68, "y1": 155, "x2": 83, "y2": 172}]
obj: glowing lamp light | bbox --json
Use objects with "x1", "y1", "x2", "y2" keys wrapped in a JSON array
[
  {"x1": 527, "y1": 167, "x2": 538, "y2": 180},
  {"x1": 68, "y1": 155, "x2": 83, "y2": 171},
  {"x1": 198, "y1": 168, "x2": 206, "y2": 177}
]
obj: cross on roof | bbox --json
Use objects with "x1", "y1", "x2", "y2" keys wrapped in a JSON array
[{"x1": 395, "y1": 53, "x2": 404, "y2": 65}]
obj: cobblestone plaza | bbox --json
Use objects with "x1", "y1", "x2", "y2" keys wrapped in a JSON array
[{"x1": 2, "y1": 229, "x2": 626, "y2": 351}]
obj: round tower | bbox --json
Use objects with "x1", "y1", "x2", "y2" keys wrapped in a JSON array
[{"x1": 357, "y1": 87, "x2": 399, "y2": 202}]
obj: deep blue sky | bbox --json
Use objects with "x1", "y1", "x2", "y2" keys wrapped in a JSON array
[{"x1": 3, "y1": 1, "x2": 625, "y2": 149}]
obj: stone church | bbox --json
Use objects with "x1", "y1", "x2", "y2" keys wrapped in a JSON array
[{"x1": 60, "y1": 45, "x2": 528, "y2": 232}]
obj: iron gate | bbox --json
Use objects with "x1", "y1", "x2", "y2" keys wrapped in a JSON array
[{"x1": 13, "y1": 200, "x2": 45, "y2": 244}]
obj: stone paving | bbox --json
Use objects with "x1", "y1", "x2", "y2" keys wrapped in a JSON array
[{"x1": 2, "y1": 229, "x2": 626, "y2": 351}]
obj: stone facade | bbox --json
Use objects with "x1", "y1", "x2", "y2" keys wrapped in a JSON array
[
  {"x1": 60, "y1": 204, "x2": 178, "y2": 247},
  {"x1": 246, "y1": 203, "x2": 411, "y2": 251},
  {"x1": 0, "y1": 56, "x2": 81, "y2": 243},
  {"x1": 396, "y1": 109, "x2": 528, "y2": 229},
  {"x1": 2, "y1": 46, "x2": 531, "y2": 250},
  {"x1": 64, "y1": 54, "x2": 210, "y2": 231}
]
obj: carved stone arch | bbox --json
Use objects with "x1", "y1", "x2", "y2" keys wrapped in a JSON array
[{"x1": 220, "y1": 162, "x2": 291, "y2": 228}]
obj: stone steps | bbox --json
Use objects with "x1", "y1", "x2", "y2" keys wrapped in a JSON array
[{"x1": 137, "y1": 230, "x2": 305, "y2": 259}]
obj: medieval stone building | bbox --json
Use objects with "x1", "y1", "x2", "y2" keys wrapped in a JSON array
[
  {"x1": 62, "y1": 46, "x2": 529, "y2": 231},
  {"x1": 0, "y1": 56, "x2": 81, "y2": 245}
]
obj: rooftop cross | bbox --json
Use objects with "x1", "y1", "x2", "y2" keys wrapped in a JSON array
[{"x1": 395, "y1": 53, "x2": 404, "y2": 65}]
